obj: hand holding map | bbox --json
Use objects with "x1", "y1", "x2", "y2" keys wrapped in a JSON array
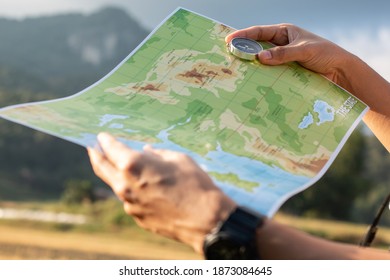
[{"x1": 88, "y1": 132, "x2": 237, "y2": 254}]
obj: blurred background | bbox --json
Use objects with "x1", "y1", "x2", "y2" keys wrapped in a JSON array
[{"x1": 0, "y1": 0, "x2": 389, "y2": 259}]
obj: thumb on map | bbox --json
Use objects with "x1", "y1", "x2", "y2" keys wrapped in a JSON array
[{"x1": 258, "y1": 45, "x2": 303, "y2": 66}]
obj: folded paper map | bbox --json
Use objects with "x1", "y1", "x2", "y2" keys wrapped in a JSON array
[{"x1": 0, "y1": 8, "x2": 368, "y2": 216}]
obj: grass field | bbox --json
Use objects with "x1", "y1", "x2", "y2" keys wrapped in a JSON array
[
  {"x1": 0, "y1": 201, "x2": 389, "y2": 259},
  {"x1": 0, "y1": 200, "x2": 200, "y2": 260},
  {"x1": 0, "y1": 222, "x2": 200, "y2": 260}
]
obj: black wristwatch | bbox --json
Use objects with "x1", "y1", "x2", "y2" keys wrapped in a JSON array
[{"x1": 203, "y1": 206, "x2": 265, "y2": 260}]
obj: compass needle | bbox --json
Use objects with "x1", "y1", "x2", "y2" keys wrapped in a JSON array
[{"x1": 228, "y1": 37, "x2": 263, "y2": 61}]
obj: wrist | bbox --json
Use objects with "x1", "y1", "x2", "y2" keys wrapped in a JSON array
[
  {"x1": 332, "y1": 52, "x2": 363, "y2": 93},
  {"x1": 335, "y1": 53, "x2": 390, "y2": 114},
  {"x1": 190, "y1": 190, "x2": 237, "y2": 254}
]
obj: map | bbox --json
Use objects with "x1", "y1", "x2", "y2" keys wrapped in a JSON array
[{"x1": 0, "y1": 8, "x2": 368, "y2": 216}]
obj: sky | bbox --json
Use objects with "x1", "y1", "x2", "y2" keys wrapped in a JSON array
[{"x1": 1, "y1": 0, "x2": 389, "y2": 80}]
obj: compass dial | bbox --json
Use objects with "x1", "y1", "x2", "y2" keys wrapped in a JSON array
[{"x1": 228, "y1": 37, "x2": 263, "y2": 60}]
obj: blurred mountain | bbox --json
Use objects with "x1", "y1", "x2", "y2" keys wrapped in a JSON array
[
  {"x1": 0, "y1": 7, "x2": 149, "y2": 200},
  {"x1": 0, "y1": 6, "x2": 149, "y2": 97}
]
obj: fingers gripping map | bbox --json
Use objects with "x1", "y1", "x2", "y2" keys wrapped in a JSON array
[{"x1": 0, "y1": 8, "x2": 367, "y2": 216}]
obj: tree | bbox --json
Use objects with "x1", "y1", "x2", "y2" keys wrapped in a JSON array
[
  {"x1": 350, "y1": 135, "x2": 390, "y2": 226},
  {"x1": 281, "y1": 128, "x2": 370, "y2": 221},
  {"x1": 61, "y1": 179, "x2": 96, "y2": 205}
]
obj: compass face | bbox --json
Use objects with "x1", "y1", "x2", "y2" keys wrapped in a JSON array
[{"x1": 228, "y1": 37, "x2": 263, "y2": 60}]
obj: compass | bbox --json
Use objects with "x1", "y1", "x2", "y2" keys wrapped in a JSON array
[{"x1": 228, "y1": 37, "x2": 263, "y2": 60}]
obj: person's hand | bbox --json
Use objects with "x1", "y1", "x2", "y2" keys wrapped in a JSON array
[
  {"x1": 225, "y1": 24, "x2": 356, "y2": 87},
  {"x1": 87, "y1": 132, "x2": 236, "y2": 253}
]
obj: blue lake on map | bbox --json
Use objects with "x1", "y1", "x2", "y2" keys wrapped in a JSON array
[
  {"x1": 299, "y1": 100, "x2": 335, "y2": 130},
  {"x1": 298, "y1": 112, "x2": 314, "y2": 129},
  {"x1": 314, "y1": 100, "x2": 335, "y2": 125}
]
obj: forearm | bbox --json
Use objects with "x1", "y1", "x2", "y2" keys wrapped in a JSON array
[
  {"x1": 256, "y1": 219, "x2": 390, "y2": 260},
  {"x1": 335, "y1": 54, "x2": 390, "y2": 151},
  {"x1": 198, "y1": 190, "x2": 390, "y2": 259}
]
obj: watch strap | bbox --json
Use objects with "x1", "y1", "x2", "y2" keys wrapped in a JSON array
[
  {"x1": 219, "y1": 206, "x2": 264, "y2": 245},
  {"x1": 204, "y1": 206, "x2": 265, "y2": 259}
]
